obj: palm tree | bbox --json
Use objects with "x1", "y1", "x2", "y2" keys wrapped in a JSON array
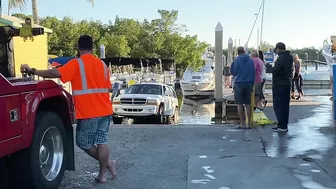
[
  {"x1": 7, "y1": 0, "x2": 94, "y2": 24},
  {"x1": 259, "y1": 41, "x2": 274, "y2": 52}
]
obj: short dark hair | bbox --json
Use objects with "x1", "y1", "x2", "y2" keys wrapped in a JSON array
[
  {"x1": 237, "y1": 46, "x2": 245, "y2": 55},
  {"x1": 78, "y1": 35, "x2": 93, "y2": 51},
  {"x1": 275, "y1": 42, "x2": 286, "y2": 50},
  {"x1": 258, "y1": 50, "x2": 264, "y2": 61}
]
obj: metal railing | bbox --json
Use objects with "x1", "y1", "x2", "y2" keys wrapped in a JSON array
[{"x1": 301, "y1": 60, "x2": 328, "y2": 71}]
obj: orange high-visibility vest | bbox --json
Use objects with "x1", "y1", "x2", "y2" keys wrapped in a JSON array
[{"x1": 65, "y1": 55, "x2": 112, "y2": 119}]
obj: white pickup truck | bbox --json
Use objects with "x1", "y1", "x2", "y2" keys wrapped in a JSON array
[{"x1": 112, "y1": 83, "x2": 179, "y2": 124}]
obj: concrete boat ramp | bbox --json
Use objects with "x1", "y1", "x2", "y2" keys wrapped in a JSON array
[{"x1": 187, "y1": 156, "x2": 336, "y2": 189}]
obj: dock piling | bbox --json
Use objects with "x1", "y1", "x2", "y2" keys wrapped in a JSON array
[{"x1": 215, "y1": 22, "x2": 224, "y2": 118}]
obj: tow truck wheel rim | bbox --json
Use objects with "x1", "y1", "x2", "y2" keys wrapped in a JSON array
[{"x1": 39, "y1": 126, "x2": 64, "y2": 181}]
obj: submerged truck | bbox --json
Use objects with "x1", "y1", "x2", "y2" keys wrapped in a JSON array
[{"x1": 0, "y1": 20, "x2": 75, "y2": 188}]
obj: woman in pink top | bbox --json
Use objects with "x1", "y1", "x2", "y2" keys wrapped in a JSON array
[{"x1": 251, "y1": 50, "x2": 264, "y2": 112}]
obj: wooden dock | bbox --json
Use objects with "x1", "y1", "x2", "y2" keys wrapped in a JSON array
[{"x1": 221, "y1": 88, "x2": 239, "y2": 121}]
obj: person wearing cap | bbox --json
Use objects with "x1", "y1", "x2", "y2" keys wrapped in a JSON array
[
  {"x1": 271, "y1": 42, "x2": 293, "y2": 132},
  {"x1": 230, "y1": 47, "x2": 255, "y2": 129},
  {"x1": 20, "y1": 35, "x2": 116, "y2": 183}
]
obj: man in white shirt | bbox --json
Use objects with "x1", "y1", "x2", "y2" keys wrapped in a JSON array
[{"x1": 322, "y1": 37, "x2": 336, "y2": 101}]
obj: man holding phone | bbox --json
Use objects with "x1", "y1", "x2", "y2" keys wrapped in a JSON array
[{"x1": 271, "y1": 42, "x2": 293, "y2": 132}]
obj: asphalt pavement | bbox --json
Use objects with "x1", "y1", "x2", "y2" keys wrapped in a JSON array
[{"x1": 60, "y1": 96, "x2": 336, "y2": 189}]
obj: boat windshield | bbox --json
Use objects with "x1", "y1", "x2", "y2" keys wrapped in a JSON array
[
  {"x1": 192, "y1": 76, "x2": 201, "y2": 80},
  {"x1": 125, "y1": 84, "x2": 163, "y2": 95}
]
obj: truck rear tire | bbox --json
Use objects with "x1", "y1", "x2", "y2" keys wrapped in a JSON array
[{"x1": 9, "y1": 111, "x2": 67, "y2": 189}]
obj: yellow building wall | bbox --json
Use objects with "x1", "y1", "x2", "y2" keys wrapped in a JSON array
[{"x1": 13, "y1": 34, "x2": 48, "y2": 76}]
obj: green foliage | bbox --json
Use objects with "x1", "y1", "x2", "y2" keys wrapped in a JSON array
[
  {"x1": 8, "y1": 0, "x2": 27, "y2": 12},
  {"x1": 209, "y1": 41, "x2": 325, "y2": 63},
  {"x1": 11, "y1": 13, "x2": 31, "y2": 20},
  {"x1": 258, "y1": 41, "x2": 274, "y2": 52},
  {"x1": 291, "y1": 47, "x2": 325, "y2": 62},
  {"x1": 12, "y1": 10, "x2": 210, "y2": 70}
]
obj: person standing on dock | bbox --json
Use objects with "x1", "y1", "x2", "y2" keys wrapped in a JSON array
[
  {"x1": 259, "y1": 50, "x2": 268, "y2": 107},
  {"x1": 291, "y1": 54, "x2": 303, "y2": 100},
  {"x1": 272, "y1": 42, "x2": 293, "y2": 132},
  {"x1": 230, "y1": 47, "x2": 255, "y2": 129},
  {"x1": 251, "y1": 50, "x2": 264, "y2": 112}
]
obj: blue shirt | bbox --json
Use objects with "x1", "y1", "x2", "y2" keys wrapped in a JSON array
[{"x1": 230, "y1": 54, "x2": 255, "y2": 84}]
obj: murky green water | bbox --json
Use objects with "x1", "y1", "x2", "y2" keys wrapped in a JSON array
[
  {"x1": 176, "y1": 90, "x2": 215, "y2": 125},
  {"x1": 179, "y1": 97, "x2": 215, "y2": 125}
]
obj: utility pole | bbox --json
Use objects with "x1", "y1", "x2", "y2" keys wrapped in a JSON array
[
  {"x1": 32, "y1": 0, "x2": 39, "y2": 24},
  {"x1": 260, "y1": 0, "x2": 265, "y2": 45}
]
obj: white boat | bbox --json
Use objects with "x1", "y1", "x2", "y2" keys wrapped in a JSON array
[
  {"x1": 180, "y1": 52, "x2": 215, "y2": 98},
  {"x1": 321, "y1": 38, "x2": 336, "y2": 78}
]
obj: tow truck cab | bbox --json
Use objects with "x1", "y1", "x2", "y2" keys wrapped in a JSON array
[{"x1": 0, "y1": 24, "x2": 75, "y2": 189}]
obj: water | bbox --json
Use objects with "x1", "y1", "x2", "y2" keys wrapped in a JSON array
[
  {"x1": 265, "y1": 65, "x2": 330, "y2": 81},
  {"x1": 179, "y1": 97, "x2": 214, "y2": 125},
  {"x1": 265, "y1": 89, "x2": 331, "y2": 96},
  {"x1": 264, "y1": 96, "x2": 335, "y2": 159},
  {"x1": 178, "y1": 89, "x2": 332, "y2": 125}
]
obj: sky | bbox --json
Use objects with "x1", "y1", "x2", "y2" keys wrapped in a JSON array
[{"x1": 3, "y1": 0, "x2": 335, "y2": 49}]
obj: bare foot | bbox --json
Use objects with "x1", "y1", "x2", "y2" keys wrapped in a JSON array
[
  {"x1": 107, "y1": 160, "x2": 117, "y2": 179},
  {"x1": 95, "y1": 175, "x2": 107, "y2": 184}
]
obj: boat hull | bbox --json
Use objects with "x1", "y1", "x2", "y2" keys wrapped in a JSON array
[{"x1": 180, "y1": 82, "x2": 214, "y2": 98}]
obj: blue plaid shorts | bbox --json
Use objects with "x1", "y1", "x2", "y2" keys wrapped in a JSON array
[{"x1": 76, "y1": 115, "x2": 111, "y2": 150}]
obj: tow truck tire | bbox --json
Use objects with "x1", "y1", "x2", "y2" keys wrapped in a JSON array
[
  {"x1": 12, "y1": 111, "x2": 67, "y2": 189},
  {"x1": 113, "y1": 116, "x2": 123, "y2": 124}
]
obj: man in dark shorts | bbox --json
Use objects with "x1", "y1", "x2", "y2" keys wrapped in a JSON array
[
  {"x1": 272, "y1": 42, "x2": 293, "y2": 132},
  {"x1": 230, "y1": 47, "x2": 255, "y2": 129}
]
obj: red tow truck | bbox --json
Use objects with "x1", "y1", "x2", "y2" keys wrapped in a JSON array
[{"x1": 0, "y1": 21, "x2": 75, "y2": 188}]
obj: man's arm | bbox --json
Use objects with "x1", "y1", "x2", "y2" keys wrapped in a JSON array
[
  {"x1": 272, "y1": 57, "x2": 283, "y2": 75},
  {"x1": 35, "y1": 68, "x2": 61, "y2": 78},
  {"x1": 230, "y1": 61, "x2": 238, "y2": 76},
  {"x1": 21, "y1": 64, "x2": 61, "y2": 78},
  {"x1": 21, "y1": 59, "x2": 78, "y2": 82}
]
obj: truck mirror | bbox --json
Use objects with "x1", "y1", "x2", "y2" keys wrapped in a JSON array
[
  {"x1": 120, "y1": 89, "x2": 125, "y2": 95},
  {"x1": 164, "y1": 90, "x2": 170, "y2": 96}
]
